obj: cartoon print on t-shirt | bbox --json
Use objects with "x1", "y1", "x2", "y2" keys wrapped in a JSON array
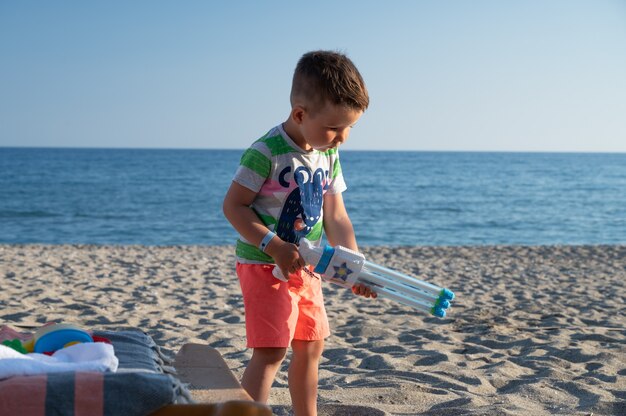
[{"x1": 275, "y1": 166, "x2": 325, "y2": 244}]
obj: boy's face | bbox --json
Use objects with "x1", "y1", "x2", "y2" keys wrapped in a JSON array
[{"x1": 292, "y1": 102, "x2": 362, "y2": 152}]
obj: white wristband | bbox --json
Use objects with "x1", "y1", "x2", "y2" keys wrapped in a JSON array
[{"x1": 259, "y1": 231, "x2": 276, "y2": 253}]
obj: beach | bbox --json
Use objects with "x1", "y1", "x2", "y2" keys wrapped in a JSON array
[{"x1": 1, "y1": 244, "x2": 624, "y2": 416}]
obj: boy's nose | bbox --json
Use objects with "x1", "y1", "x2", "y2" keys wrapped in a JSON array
[{"x1": 336, "y1": 130, "x2": 348, "y2": 143}]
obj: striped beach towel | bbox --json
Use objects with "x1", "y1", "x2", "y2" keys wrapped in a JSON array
[{"x1": 0, "y1": 327, "x2": 190, "y2": 416}]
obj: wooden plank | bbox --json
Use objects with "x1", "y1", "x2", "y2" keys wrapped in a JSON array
[
  {"x1": 173, "y1": 343, "x2": 253, "y2": 403},
  {"x1": 151, "y1": 344, "x2": 272, "y2": 415}
]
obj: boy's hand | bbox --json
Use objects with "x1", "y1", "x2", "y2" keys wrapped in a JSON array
[
  {"x1": 352, "y1": 283, "x2": 377, "y2": 299},
  {"x1": 265, "y1": 237, "x2": 305, "y2": 279}
]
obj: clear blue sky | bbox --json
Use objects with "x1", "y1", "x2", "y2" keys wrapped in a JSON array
[{"x1": 1, "y1": 1, "x2": 625, "y2": 152}]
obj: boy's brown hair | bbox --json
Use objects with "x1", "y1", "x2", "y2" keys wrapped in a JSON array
[{"x1": 291, "y1": 50, "x2": 369, "y2": 113}]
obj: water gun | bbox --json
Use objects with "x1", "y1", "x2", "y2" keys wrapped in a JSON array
[{"x1": 273, "y1": 239, "x2": 455, "y2": 317}]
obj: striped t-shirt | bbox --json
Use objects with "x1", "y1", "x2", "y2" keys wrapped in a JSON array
[{"x1": 233, "y1": 124, "x2": 347, "y2": 264}]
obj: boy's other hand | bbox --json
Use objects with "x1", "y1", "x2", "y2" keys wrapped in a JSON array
[
  {"x1": 352, "y1": 283, "x2": 377, "y2": 299},
  {"x1": 265, "y1": 238, "x2": 305, "y2": 279}
]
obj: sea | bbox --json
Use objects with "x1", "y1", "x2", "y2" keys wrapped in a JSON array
[{"x1": 1, "y1": 148, "x2": 625, "y2": 246}]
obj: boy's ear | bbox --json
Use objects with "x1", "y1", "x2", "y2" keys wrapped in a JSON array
[{"x1": 291, "y1": 105, "x2": 306, "y2": 125}]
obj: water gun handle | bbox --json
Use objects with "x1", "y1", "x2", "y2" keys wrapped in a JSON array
[
  {"x1": 272, "y1": 266, "x2": 289, "y2": 282},
  {"x1": 271, "y1": 239, "x2": 322, "y2": 282}
]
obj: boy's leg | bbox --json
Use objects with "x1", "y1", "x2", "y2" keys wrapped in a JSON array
[
  {"x1": 288, "y1": 339, "x2": 324, "y2": 416},
  {"x1": 237, "y1": 263, "x2": 296, "y2": 402},
  {"x1": 241, "y1": 347, "x2": 288, "y2": 403}
]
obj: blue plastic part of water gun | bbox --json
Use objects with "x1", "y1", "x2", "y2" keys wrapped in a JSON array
[
  {"x1": 440, "y1": 288, "x2": 455, "y2": 301},
  {"x1": 314, "y1": 245, "x2": 335, "y2": 274}
]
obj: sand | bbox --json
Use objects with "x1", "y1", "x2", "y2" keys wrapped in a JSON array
[{"x1": 0, "y1": 244, "x2": 624, "y2": 415}]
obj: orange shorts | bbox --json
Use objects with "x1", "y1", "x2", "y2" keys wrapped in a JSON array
[{"x1": 236, "y1": 263, "x2": 330, "y2": 348}]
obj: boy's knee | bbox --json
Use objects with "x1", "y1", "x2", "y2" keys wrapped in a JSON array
[
  {"x1": 291, "y1": 339, "x2": 324, "y2": 359},
  {"x1": 252, "y1": 347, "x2": 288, "y2": 364}
]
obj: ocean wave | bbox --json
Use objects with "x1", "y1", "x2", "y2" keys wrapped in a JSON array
[{"x1": 0, "y1": 210, "x2": 61, "y2": 219}]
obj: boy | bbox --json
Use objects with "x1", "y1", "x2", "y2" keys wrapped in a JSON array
[{"x1": 223, "y1": 50, "x2": 375, "y2": 416}]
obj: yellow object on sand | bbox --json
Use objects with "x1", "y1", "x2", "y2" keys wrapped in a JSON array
[{"x1": 22, "y1": 338, "x2": 35, "y2": 353}]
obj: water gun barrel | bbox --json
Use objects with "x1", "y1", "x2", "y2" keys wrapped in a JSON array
[
  {"x1": 359, "y1": 267, "x2": 439, "y2": 304},
  {"x1": 363, "y1": 261, "x2": 446, "y2": 297},
  {"x1": 359, "y1": 277, "x2": 447, "y2": 317},
  {"x1": 362, "y1": 262, "x2": 455, "y2": 304}
]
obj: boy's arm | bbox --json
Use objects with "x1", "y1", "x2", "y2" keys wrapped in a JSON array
[
  {"x1": 322, "y1": 192, "x2": 358, "y2": 250},
  {"x1": 223, "y1": 181, "x2": 304, "y2": 278},
  {"x1": 323, "y1": 192, "x2": 376, "y2": 298}
]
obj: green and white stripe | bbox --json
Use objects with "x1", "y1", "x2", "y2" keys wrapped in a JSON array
[{"x1": 232, "y1": 125, "x2": 347, "y2": 264}]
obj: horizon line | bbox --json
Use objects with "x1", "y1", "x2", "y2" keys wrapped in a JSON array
[{"x1": 1, "y1": 145, "x2": 626, "y2": 155}]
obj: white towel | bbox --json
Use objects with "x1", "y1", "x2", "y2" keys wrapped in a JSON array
[{"x1": 0, "y1": 342, "x2": 119, "y2": 379}]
